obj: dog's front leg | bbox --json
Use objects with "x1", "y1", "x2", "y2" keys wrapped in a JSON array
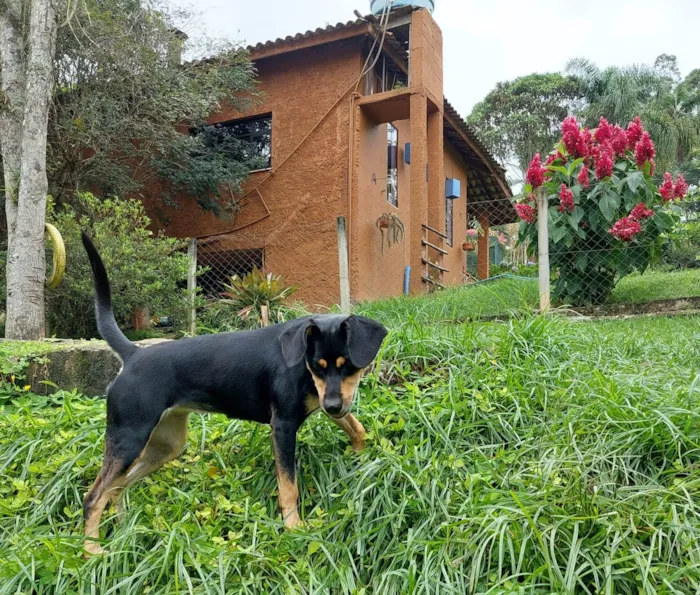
[
  {"x1": 330, "y1": 414, "x2": 366, "y2": 452},
  {"x1": 271, "y1": 417, "x2": 301, "y2": 529}
]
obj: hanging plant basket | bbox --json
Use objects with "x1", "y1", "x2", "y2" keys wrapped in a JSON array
[
  {"x1": 462, "y1": 241, "x2": 476, "y2": 252},
  {"x1": 376, "y1": 213, "x2": 406, "y2": 254}
]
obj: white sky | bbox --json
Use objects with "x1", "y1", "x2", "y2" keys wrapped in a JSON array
[{"x1": 177, "y1": 0, "x2": 699, "y2": 119}]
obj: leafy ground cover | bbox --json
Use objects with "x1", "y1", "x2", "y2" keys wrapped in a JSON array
[{"x1": 1, "y1": 312, "x2": 699, "y2": 593}]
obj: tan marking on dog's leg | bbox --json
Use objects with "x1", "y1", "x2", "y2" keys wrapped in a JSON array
[
  {"x1": 111, "y1": 490, "x2": 125, "y2": 524},
  {"x1": 276, "y1": 467, "x2": 300, "y2": 529},
  {"x1": 84, "y1": 408, "x2": 191, "y2": 554},
  {"x1": 331, "y1": 413, "x2": 366, "y2": 452},
  {"x1": 83, "y1": 456, "x2": 126, "y2": 557},
  {"x1": 123, "y1": 408, "x2": 191, "y2": 486},
  {"x1": 271, "y1": 428, "x2": 301, "y2": 529}
]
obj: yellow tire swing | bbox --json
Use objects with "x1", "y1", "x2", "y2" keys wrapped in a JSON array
[{"x1": 45, "y1": 222, "x2": 66, "y2": 290}]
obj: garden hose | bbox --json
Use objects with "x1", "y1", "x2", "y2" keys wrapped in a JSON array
[{"x1": 45, "y1": 222, "x2": 66, "y2": 290}]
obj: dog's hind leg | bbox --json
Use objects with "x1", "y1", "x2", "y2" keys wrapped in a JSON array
[
  {"x1": 330, "y1": 414, "x2": 366, "y2": 452},
  {"x1": 271, "y1": 417, "x2": 301, "y2": 529},
  {"x1": 123, "y1": 408, "x2": 191, "y2": 486},
  {"x1": 83, "y1": 443, "x2": 137, "y2": 557},
  {"x1": 83, "y1": 408, "x2": 190, "y2": 556},
  {"x1": 110, "y1": 408, "x2": 192, "y2": 522}
]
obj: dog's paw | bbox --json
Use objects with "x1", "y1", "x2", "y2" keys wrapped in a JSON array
[
  {"x1": 83, "y1": 542, "x2": 106, "y2": 558},
  {"x1": 283, "y1": 510, "x2": 303, "y2": 530},
  {"x1": 351, "y1": 438, "x2": 365, "y2": 452}
]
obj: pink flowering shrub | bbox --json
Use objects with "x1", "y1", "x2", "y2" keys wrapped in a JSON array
[{"x1": 514, "y1": 116, "x2": 686, "y2": 305}]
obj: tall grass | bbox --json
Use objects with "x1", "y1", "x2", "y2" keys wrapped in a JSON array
[{"x1": 1, "y1": 313, "x2": 699, "y2": 593}]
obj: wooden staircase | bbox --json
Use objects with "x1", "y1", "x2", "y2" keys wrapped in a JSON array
[{"x1": 421, "y1": 224, "x2": 449, "y2": 290}]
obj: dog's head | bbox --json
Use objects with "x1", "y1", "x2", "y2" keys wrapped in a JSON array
[{"x1": 280, "y1": 315, "x2": 388, "y2": 419}]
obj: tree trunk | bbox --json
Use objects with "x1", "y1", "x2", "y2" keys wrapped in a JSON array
[
  {"x1": 0, "y1": 2, "x2": 25, "y2": 251},
  {"x1": 4, "y1": 0, "x2": 58, "y2": 340}
]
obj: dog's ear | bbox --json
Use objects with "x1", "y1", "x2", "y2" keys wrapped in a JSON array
[
  {"x1": 343, "y1": 315, "x2": 388, "y2": 368},
  {"x1": 279, "y1": 318, "x2": 317, "y2": 367}
]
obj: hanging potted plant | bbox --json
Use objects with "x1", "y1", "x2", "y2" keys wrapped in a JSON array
[
  {"x1": 462, "y1": 229, "x2": 478, "y2": 251},
  {"x1": 462, "y1": 219, "x2": 484, "y2": 251}
]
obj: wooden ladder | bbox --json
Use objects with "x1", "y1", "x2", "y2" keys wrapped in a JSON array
[{"x1": 421, "y1": 224, "x2": 449, "y2": 290}]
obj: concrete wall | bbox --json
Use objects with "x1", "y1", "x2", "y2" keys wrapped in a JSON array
[{"x1": 141, "y1": 39, "x2": 363, "y2": 307}]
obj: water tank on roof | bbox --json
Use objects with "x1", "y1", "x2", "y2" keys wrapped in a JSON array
[{"x1": 370, "y1": 0, "x2": 435, "y2": 15}]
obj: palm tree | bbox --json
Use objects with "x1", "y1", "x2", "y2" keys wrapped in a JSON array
[{"x1": 566, "y1": 57, "x2": 700, "y2": 172}]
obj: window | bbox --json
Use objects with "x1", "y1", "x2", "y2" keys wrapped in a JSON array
[
  {"x1": 387, "y1": 123, "x2": 398, "y2": 207},
  {"x1": 445, "y1": 191, "x2": 454, "y2": 247},
  {"x1": 198, "y1": 115, "x2": 272, "y2": 169}
]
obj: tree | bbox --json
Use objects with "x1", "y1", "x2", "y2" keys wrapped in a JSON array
[
  {"x1": 1, "y1": 0, "x2": 260, "y2": 339},
  {"x1": 566, "y1": 56, "x2": 700, "y2": 173},
  {"x1": 467, "y1": 73, "x2": 584, "y2": 180},
  {"x1": 1, "y1": 0, "x2": 59, "y2": 339},
  {"x1": 49, "y1": 0, "x2": 261, "y2": 214}
]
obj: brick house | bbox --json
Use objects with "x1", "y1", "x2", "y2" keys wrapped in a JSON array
[{"x1": 143, "y1": 6, "x2": 515, "y2": 306}]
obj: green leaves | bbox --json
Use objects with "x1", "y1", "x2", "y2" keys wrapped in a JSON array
[{"x1": 599, "y1": 190, "x2": 621, "y2": 223}]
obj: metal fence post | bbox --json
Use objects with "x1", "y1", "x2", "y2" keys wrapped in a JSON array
[
  {"x1": 337, "y1": 216, "x2": 351, "y2": 314},
  {"x1": 537, "y1": 188, "x2": 551, "y2": 313},
  {"x1": 187, "y1": 238, "x2": 198, "y2": 335}
]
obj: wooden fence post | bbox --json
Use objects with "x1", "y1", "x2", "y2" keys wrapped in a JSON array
[
  {"x1": 337, "y1": 217, "x2": 351, "y2": 314},
  {"x1": 537, "y1": 188, "x2": 551, "y2": 313},
  {"x1": 187, "y1": 238, "x2": 197, "y2": 335}
]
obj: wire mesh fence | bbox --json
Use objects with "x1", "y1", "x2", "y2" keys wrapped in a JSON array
[{"x1": 194, "y1": 237, "x2": 265, "y2": 300}]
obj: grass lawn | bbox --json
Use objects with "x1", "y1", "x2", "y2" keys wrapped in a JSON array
[
  {"x1": 358, "y1": 267, "x2": 700, "y2": 327},
  {"x1": 1, "y1": 312, "x2": 699, "y2": 593},
  {"x1": 611, "y1": 268, "x2": 700, "y2": 304},
  {"x1": 358, "y1": 277, "x2": 539, "y2": 325}
]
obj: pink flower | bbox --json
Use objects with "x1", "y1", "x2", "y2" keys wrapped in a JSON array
[
  {"x1": 610, "y1": 217, "x2": 642, "y2": 242},
  {"x1": 559, "y1": 184, "x2": 575, "y2": 214},
  {"x1": 635, "y1": 132, "x2": 656, "y2": 168},
  {"x1": 498, "y1": 233, "x2": 506, "y2": 244},
  {"x1": 674, "y1": 174, "x2": 689, "y2": 199},
  {"x1": 466, "y1": 229, "x2": 478, "y2": 237},
  {"x1": 577, "y1": 128, "x2": 593, "y2": 158},
  {"x1": 526, "y1": 154, "x2": 546, "y2": 189},
  {"x1": 562, "y1": 117, "x2": 582, "y2": 156},
  {"x1": 545, "y1": 150, "x2": 567, "y2": 166},
  {"x1": 611, "y1": 125, "x2": 628, "y2": 156},
  {"x1": 577, "y1": 165, "x2": 591, "y2": 189},
  {"x1": 630, "y1": 203, "x2": 654, "y2": 220},
  {"x1": 626, "y1": 116, "x2": 644, "y2": 149},
  {"x1": 515, "y1": 202, "x2": 537, "y2": 224},
  {"x1": 659, "y1": 172, "x2": 675, "y2": 202},
  {"x1": 595, "y1": 117, "x2": 612, "y2": 144},
  {"x1": 595, "y1": 145, "x2": 614, "y2": 179}
]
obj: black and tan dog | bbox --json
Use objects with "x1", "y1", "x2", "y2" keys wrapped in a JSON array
[{"x1": 80, "y1": 231, "x2": 387, "y2": 555}]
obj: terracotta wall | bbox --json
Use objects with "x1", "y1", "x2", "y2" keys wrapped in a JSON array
[
  {"x1": 353, "y1": 110, "x2": 469, "y2": 298},
  {"x1": 409, "y1": 9, "x2": 443, "y2": 105},
  {"x1": 141, "y1": 39, "x2": 363, "y2": 307},
  {"x1": 354, "y1": 117, "x2": 411, "y2": 302},
  {"x1": 442, "y1": 143, "x2": 469, "y2": 285}
]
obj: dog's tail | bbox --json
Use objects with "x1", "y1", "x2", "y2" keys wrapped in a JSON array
[{"x1": 81, "y1": 231, "x2": 137, "y2": 362}]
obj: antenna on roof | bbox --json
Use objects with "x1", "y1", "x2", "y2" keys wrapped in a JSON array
[{"x1": 354, "y1": 10, "x2": 366, "y2": 20}]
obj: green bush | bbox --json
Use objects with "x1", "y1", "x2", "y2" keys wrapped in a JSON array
[
  {"x1": 198, "y1": 269, "x2": 303, "y2": 333},
  {"x1": 45, "y1": 193, "x2": 189, "y2": 338},
  {"x1": 516, "y1": 116, "x2": 685, "y2": 306}
]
